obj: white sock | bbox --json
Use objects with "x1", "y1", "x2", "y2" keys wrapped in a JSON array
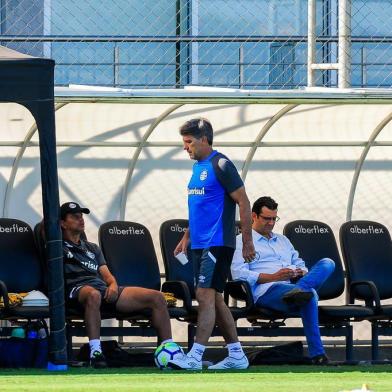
[
  {"x1": 187, "y1": 342, "x2": 205, "y2": 361},
  {"x1": 89, "y1": 339, "x2": 102, "y2": 358},
  {"x1": 227, "y1": 342, "x2": 245, "y2": 359},
  {"x1": 161, "y1": 338, "x2": 173, "y2": 345}
]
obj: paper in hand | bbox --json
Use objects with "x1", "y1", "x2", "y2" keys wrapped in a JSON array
[{"x1": 175, "y1": 251, "x2": 189, "y2": 265}]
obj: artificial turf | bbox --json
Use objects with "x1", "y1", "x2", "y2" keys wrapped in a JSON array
[{"x1": 0, "y1": 365, "x2": 391, "y2": 392}]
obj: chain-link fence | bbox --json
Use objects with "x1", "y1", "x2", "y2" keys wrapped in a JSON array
[{"x1": 1, "y1": 0, "x2": 392, "y2": 89}]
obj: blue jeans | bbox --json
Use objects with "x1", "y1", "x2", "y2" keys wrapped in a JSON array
[{"x1": 256, "y1": 258, "x2": 335, "y2": 358}]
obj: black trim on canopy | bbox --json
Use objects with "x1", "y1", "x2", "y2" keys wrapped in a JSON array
[{"x1": 0, "y1": 45, "x2": 66, "y2": 366}]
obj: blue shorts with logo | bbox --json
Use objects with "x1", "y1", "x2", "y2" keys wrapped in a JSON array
[{"x1": 191, "y1": 246, "x2": 234, "y2": 293}]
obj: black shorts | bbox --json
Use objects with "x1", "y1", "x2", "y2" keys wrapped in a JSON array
[
  {"x1": 66, "y1": 283, "x2": 125, "y2": 311},
  {"x1": 191, "y1": 246, "x2": 234, "y2": 293}
]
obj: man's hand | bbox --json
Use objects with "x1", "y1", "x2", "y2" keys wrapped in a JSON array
[
  {"x1": 289, "y1": 268, "x2": 305, "y2": 283},
  {"x1": 273, "y1": 268, "x2": 296, "y2": 281},
  {"x1": 174, "y1": 230, "x2": 190, "y2": 256},
  {"x1": 104, "y1": 282, "x2": 119, "y2": 303},
  {"x1": 242, "y1": 240, "x2": 256, "y2": 263},
  {"x1": 257, "y1": 268, "x2": 298, "y2": 284},
  {"x1": 294, "y1": 268, "x2": 306, "y2": 278}
]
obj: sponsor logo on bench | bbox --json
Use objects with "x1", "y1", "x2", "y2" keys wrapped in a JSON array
[
  {"x1": 350, "y1": 225, "x2": 384, "y2": 234},
  {"x1": 294, "y1": 225, "x2": 329, "y2": 234},
  {"x1": 108, "y1": 226, "x2": 145, "y2": 235},
  {"x1": 170, "y1": 224, "x2": 187, "y2": 233},
  {"x1": 0, "y1": 224, "x2": 28, "y2": 233}
]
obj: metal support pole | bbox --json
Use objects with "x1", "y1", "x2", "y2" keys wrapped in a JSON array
[
  {"x1": 371, "y1": 322, "x2": 379, "y2": 361},
  {"x1": 185, "y1": 0, "x2": 192, "y2": 85},
  {"x1": 190, "y1": 0, "x2": 199, "y2": 85},
  {"x1": 175, "y1": 0, "x2": 181, "y2": 88},
  {"x1": 0, "y1": 0, "x2": 6, "y2": 35},
  {"x1": 113, "y1": 44, "x2": 119, "y2": 87},
  {"x1": 338, "y1": 0, "x2": 351, "y2": 88},
  {"x1": 322, "y1": 0, "x2": 332, "y2": 86},
  {"x1": 307, "y1": 0, "x2": 316, "y2": 87},
  {"x1": 345, "y1": 325, "x2": 353, "y2": 361},
  {"x1": 361, "y1": 46, "x2": 367, "y2": 87},
  {"x1": 239, "y1": 45, "x2": 244, "y2": 88},
  {"x1": 43, "y1": 0, "x2": 52, "y2": 58}
]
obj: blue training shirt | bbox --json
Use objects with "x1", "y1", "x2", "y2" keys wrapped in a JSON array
[{"x1": 188, "y1": 150, "x2": 244, "y2": 249}]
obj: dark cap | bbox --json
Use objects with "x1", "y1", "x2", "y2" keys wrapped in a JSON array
[{"x1": 60, "y1": 202, "x2": 90, "y2": 219}]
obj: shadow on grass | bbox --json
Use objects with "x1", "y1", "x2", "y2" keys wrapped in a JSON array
[{"x1": 1, "y1": 364, "x2": 392, "y2": 376}]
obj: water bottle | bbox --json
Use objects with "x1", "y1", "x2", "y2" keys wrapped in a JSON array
[
  {"x1": 38, "y1": 327, "x2": 47, "y2": 339},
  {"x1": 11, "y1": 327, "x2": 25, "y2": 339},
  {"x1": 27, "y1": 329, "x2": 38, "y2": 339},
  {"x1": 26, "y1": 325, "x2": 38, "y2": 339}
]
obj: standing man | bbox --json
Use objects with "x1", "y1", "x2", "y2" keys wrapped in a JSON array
[
  {"x1": 169, "y1": 118, "x2": 255, "y2": 370},
  {"x1": 60, "y1": 202, "x2": 177, "y2": 368},
  {"x1": 231, "y1": 196, "x2": 335, "y2": 364}
]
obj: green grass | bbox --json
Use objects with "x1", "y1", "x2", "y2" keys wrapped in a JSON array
[{"x1": 0, "y1": 366, "x2": 391, "y2": 392}]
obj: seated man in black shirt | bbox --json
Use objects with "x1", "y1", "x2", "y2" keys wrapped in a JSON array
[{"x1": 60, "y1": 202, "x2": 175, "y2": 368}]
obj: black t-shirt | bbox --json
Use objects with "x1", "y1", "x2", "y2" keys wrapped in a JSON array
[{"x1": 63, "y1": 239, "x2": 107, "y2": 296}]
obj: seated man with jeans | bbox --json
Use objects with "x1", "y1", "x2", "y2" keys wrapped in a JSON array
[
  {"x1": 61, "y1": 201, "x2": 176, "y2": 368},
  {"x1": 231, "y1": 196, "x2": 335, "y2": 364}
]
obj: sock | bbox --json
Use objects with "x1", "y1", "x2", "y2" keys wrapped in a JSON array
[
  {"x1": 89, "y1": 339, "x2": 102, "y2": 358},
  {"x1": 227, "y1": 342, "x2": 245, "y2": 359},
  {"x1": 161, "y1": 338, "x2": 173, "y2": 345},
  {"x1": 187, "y1": 342, "x2": 205, "y2": 361}
]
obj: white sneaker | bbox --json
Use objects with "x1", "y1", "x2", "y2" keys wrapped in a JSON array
[
  {"x1": 168, "y1": 354, "x2": 202, "y2": 370},
  {"x1": 208, "y1": 355, "x2": 249, "y2": 370}
]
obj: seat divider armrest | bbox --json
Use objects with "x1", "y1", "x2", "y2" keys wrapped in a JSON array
[
  {"x1": 162, "y1": 280, "x2": 193, "y2": 311},
  {"x1": 224, "y1": 280, "x2": 254, "y2": 311},
  {"x1": 350, "y1": 280, "x2": 381, "y2": 312}
]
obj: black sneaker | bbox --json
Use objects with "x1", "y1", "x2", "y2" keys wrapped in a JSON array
[
  {"x1": 311, "y1": 354, "x2": 329, "y2": 365},
  {"x1": 282, "y1": 288, "x2": 313, "y2": 306},
  {"x1": 90, "y1": 350, "x2": 107, "y2": 369}
]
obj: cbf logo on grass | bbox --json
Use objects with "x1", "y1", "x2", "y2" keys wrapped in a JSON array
[
  {"x1": 0, "y1": 224, "x2": 28, "y2": 233},
  {"x1": 108, "y1": 226, "x2": 145, "y2": 235}
]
